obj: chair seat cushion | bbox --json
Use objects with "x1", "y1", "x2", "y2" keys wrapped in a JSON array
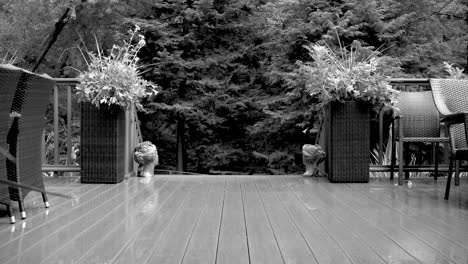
[{"x1": 401, "y1": 137, "x2": 449, "y2": 143}]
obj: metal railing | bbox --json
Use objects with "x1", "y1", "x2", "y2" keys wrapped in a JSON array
[
  {"x1": 43, "y1": 78, "x2": 462, "y2": 175},
  {"x1": 41, "y1": 78, "x2": 142, "y2": 176},
  {"x1": 41, "y1": 78, "x2": 81, "y2": 173}
]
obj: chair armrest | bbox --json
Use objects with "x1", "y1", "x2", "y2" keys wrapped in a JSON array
[{"x1": 441, "y1": 112, "x2": 468, "y2": 125}]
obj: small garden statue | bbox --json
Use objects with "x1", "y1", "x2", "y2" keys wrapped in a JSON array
[
  {"x1": 134, "y1": 141, "x2": 159, "y2": 177},
  {"x1": 302, "y1": 144, "x2": 326, "y2": 176}
]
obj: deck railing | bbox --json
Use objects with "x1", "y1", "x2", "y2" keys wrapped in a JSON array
[
  {"x1": 41, "y1": 78, "x2": 81, "y2": 174},
  {"x1": 42, "y1": 78, "x2": 461, "y2": 176},
  {"x1": 41, "y1": 78, "x2": 142, "y2": 176}
]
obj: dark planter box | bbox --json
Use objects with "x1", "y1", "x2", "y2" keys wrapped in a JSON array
[
  {"x1": 80, "y1": 103, "x2": 126, "y2": 183},
  {"x1": 322, "y1": 101, "x2": 370, "y2": 183}
]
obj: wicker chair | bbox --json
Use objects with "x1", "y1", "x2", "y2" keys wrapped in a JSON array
[
  {"x1": 6, "y1": 69, "x2": 56, "y2": 219},
  {"x1": 430, "y1": 79, "x2": 468, "y2": 199},
  {"x1": 390, "y1": 91, "x2": 449, "y2": 185},
  {"x1": 0, "y1": 65, "x2": 23, "y2": 224}
]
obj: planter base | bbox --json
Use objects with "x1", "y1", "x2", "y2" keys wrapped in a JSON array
[
  {"x1": 323, "y1": 102, "x2": 370, "y2": 183},
  {"x1": 80, "y1": 103, "x2": 126, "y2": 183}
]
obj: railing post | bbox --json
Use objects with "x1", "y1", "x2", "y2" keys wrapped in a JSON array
[
  {"x1": 42, "y1": 78, "x2": 81, "y2": 174},
  {"x1": 53, "y1": 85, "x2": 59, "y2": 166},
  {"x1": 378, "y1": 107, "x2": 384, "y2": 165},
  {"x1": 67, "y1": 85, "x2": 72, "y2": 165}
]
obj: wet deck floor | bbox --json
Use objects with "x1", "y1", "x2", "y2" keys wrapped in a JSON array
[{"x1": 0, "y1": 175, "x2": 467, "y2": 264}]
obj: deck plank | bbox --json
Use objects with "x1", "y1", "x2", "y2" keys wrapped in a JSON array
[
  {"x1": 351, "y1": 180, "x2": 468, "y2": 250},
  {"x1": 5, "y1": 177, "x2": 145, "y2": 264},
  {"x1": 75, "y1": 177, "x2": 181, "y2": 264},
  {"x1": 145, "y1": 177, "x2": 215, "y2": 264},
  {"x1": 0, "y1": 175, "x2": 467, "y2": 264},
  {"x1": 0, "y1": 180, "x2": 100, "y2": 228},
  {"x1": 320, "y1": 179, "x2": 462, "y2": 264},
  {"x1": 45, "y1": 177, "x2": 173, "y2": 264},
  {"x1": 367, "y1": 180, "x2": 468, "y2": 226},
  {"x1": 0, "y1": 183, "x2": 101, "y2": 244},
  {"x1": 286, "y1": 177, "x2": 421, "y2": 264},
  {"x1": 216, "y1": 176, "x2": 250, "y2": 264},
  {"x1": 240, "y1": 177, "x2": 284, "y2": 264},
  {"x1": 111, "y1": 177, "x2": 202, "y2": 264},
  {"x1": 255, "y1": 177, "x2": 318, "y2": 264},
  {"x1": 283, "y1": 177, "x2": 387, "y2": 264},
  {"x1": 0, "y1": 180, "x2": 136, "y2": 264},
  {"x1": 181, "y1": 178, "x2": 225, "y2": 264},
  {"x1": 266, "y1": 177, "x2": 353, "y2": 264}
]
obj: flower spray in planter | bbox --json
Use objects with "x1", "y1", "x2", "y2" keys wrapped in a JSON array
[{"x1": 74, "y1": 25, "x2": 160, "y2": 183}]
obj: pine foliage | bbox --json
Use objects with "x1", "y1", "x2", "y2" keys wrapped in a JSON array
[{"x1": 0, "y1": 0, "x2": 466, "y2": 173}]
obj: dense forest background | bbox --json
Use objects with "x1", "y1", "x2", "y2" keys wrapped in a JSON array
[{"x1": 1, "y1": 0, "x2": 467, "y2": 174}]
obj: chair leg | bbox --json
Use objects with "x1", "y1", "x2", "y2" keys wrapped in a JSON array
[
  {"x1": 445, "y1": 159, "x2": 453, "y2": 200},
  {"x1": 433, "y1": 143, "x2": 438, "y2": 181},
  {"x1": 18, "y1": 199, "x2": 26, "y2": 219},
  {"x1": 390, "y1": 136, "x2": 396, "y2": 180},
  {"x1": 398, "y1": 140, "x2": 404, "y2": 185},
  {"x1": 42, "y1": 192, "x2": 49, "y2": 208},
  {"x1": 455, "y1": 160, "x2": 460, "y2": 186},
  {"x1": 5, "y1": 204, "x2": 15, "y2": 224},
  {"x1": 404, "y1": 143, "x2": 410, "y2": 180}
]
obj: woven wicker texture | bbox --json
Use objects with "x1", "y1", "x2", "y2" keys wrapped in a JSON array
[
  {"x1": 391, "y1": 91, "x2": 449, "y2": 184},
  {"x1": 394, "y1": 91, "x2": 442, "y2": 138},
  {"x1": 7, "y1": 70, "x2": 55, "y2": 207},
  {"x1": 430, "y1": 79, "x2": 468, "y2": 151},
  {"x1": 80, "y1": 103, "x2": 126, "y2": 183},
  {"x1": 326, "y1": 101, "x2": 370, "y2": 183},
  {"x1": 430, "y1": 79, "x2": 468, "y2": 199},
  {"x1": 0, "y1": 65, "x2": 22, "y2": 215}
]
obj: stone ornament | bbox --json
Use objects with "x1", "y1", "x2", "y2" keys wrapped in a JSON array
[
  {"x1": 134, "y1": 141, "x2": 159, "y2": 177},
  {"x1": 302, "y1": 144, "x2": 326, "y2": 176}
]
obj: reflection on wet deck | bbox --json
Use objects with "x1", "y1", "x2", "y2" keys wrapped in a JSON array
[{"x1": 0, "y1": 175, "x2": 467, "y2": 264}]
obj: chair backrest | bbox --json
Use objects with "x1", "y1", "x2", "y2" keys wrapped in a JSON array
[
  {"x1": 430, "y1": 79, "x2": 468, "y2": 115},
  {"x1": 394, "y1": 91, "x2": 441, "y2": 138},
  {"x1": 430, "y1": 79, "x2": 468, "y2": 150},
  {"x1": 8, "y1": 70, "x2": 56, "y2": 201},
  {"x1": 0, "y1": 65, "x2": 22, "y2": 142},
  {"x1": 0, "y1": 64, "x2": 22, "y2": 204}
]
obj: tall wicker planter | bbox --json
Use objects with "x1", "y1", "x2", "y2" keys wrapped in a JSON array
[
  {"x1": 322, "y1": 101, "x2": 370, "y2": 182},
  {"x1": 80, "y1": 103, "x2": 126, "y2": 183}
]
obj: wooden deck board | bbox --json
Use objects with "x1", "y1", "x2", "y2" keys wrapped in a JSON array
[
  {"x1": 319, "y1": 179, "x2": 454, "y2": 264},
  {"x1": 283, "y1": 177, "x2": 387, "y2": 264},
  {"x1": 216, "y1": 176, "x2": 250, "y2": 264},
  {"x1": 240, "y1": 177, "x2": 284, "y2": 264},
  {"x1": 0, "y1": 183, "x2": 101, "y2": 241},
  {"x1": 145, "y1": 178, "x2": 215, "y2": 264},
  {"x1": 351, "y1": 180, "x2": 468, "y2": 250},
  {"x1": 6, "y1": 178, "x2": 142, "y2": 264},
  {"x1": 267, "y1": 177, "x2": 353, "y2": 264},
  {"x1": 0, "y1": 182, "x2": 101, "y2": 228},
  {"x1": 276, "y1": 177, "x2": 419, "y2": 264},
  {"x1": 0, "y1": 175, "x2": 467, "y2": 264},
  {"x1": 47, "y1": 177, "x2": 172, "y2": 264},
  {"x1": 365, "y1": 179, "x2": 468, "y2": 225},
  {"x1": 181, "y1": 178, "x2": 225, "y2": 264},
  {"x1": 74, "y1": 178, "x2": 177, "y2": 264},
  {"x1": 255, "y1": 178, "x2": 318, "y2": 264},
  {"x1": 112, "y1": 177, "x2": 196, "y2": 264},
  {"x1": 1, "y1": 180, "x2": 136, "y2": 264}
]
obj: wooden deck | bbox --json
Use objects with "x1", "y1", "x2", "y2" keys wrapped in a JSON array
[{"x1": 0, "y1": 175, "x2": 467, "y2": 264}]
